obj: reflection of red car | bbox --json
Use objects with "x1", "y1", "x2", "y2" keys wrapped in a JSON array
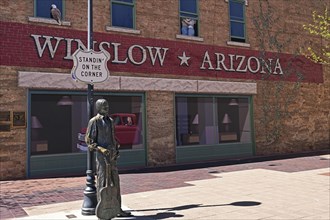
[
  {"x1": 111, "y1": 113, "x2": 140, "y2": 146},
  {"x1": 77, "y1": 113, "x2": 140, "y2": 151}
]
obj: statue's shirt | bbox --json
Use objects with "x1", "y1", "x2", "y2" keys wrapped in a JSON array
[{"x1": 85, "y1": 113, "x2": 116, "y2": 162}]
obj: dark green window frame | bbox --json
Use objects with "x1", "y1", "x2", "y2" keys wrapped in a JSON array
[
  {"x1": 228, "y1": 0, "x2": 246, "y2": 42},
  {"x1": 175, "y1": 94, "x2": 253, "y2": 146},
  {"x1": 27, "y1": 90, "x2": 147, "y2": 178}
]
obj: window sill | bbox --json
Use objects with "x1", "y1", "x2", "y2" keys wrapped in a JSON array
[
  {"x1": 226, "y1": 41, "x2": 251, "y2": 48},
  {"x1": 28, "y1": 17, "x2": 71, "y2": 26},
  {"x1": 105, "y1": 26, "x2": 141, "y2": 35},
  {"x1": 176, "y1": 34, "x2": 204, "y2": 42}
]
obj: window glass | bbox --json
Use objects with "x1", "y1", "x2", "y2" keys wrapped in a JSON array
[
  {"x1": 175, "y1": 96, "x2": 251, "y2": 146},
  {"x1": 31, "y1": 93, "x2": 144, "y2": 155},
  {"x1": 179, "y1": 0, "x2": 199, "y2": 37},
  {"x1": 180, "y1": 0, "x2": 197, "y2": 13},
  {"x1": 36, "y1": 0, "x2": 63, "y2": 18},
  {"x1": 111, "y1": 0, "x2": 134, "y2": 29},
  {"x1": 113, "y1": 115, "x2": 122, "y2": 125},
  {"x1": 230, "y1": 21, "x2": 245, "y2": 38},
  {"x1": 229, "y1": 0, "x2": 246, "y2": 42},
  {"x1": 217, "y1": 98, "x2": 251, "y2": 143},
  {"x1": 229, "y1": 2, "x2": 244, "y2": 20}
]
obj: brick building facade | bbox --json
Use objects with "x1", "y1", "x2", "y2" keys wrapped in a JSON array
[{"x1": 0, "y1": 0, "x2": 329, "y2": 180}]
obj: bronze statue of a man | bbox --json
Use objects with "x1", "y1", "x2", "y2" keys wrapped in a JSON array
[{"x1": 85, "y1": 99, "x2": 132, "y2": 219}]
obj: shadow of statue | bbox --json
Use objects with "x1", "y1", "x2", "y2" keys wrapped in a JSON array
[
  {"x1": 125, "y1": 201, "x2": 261, "y2": 219},
  {"x1": 135, "y1": 200, "x2": 261, "y2": 212},
  {"x1": 122, "y1": 211, "x2": 183, "y2": 219}
]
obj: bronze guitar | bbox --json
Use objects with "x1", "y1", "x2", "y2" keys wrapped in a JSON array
[{"x1": 95, "y1": 156, "x2": 120, "y2": 220}]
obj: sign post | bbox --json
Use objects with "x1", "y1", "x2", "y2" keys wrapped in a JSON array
[
  {"x1": 70, "y1": 0, "x2": 110, "y2": 215},
  {"x1": 73, "y1": 48, "x2": 109, "y2": 215}
]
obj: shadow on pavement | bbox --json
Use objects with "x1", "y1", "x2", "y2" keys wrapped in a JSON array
[
  {"x1": 125, "y1": 201, "x2": 261, "y2": 219},
  {"x1": 136, "y1": 212, "x2": 184, "y2": 219},
  {"x1": 135, "y1": 201, "x2": 261, "y2": 212}
]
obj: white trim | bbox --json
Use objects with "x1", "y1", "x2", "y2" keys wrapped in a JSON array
[
  {"x1": 28, "y1": 17, "x2": 71, "y2": 26},
  {"x1": 105, "y1": 26, "x2": 141, "y2": 35},
  {"x1": 176, "y1": 34, "x2": 204, "y2": 42},
  {"x1": 18, "y1": 71, "x2": 257, "y2": 95},
  {"x1": 227, "y1": 41, "x2": 251, "y2": 48}
]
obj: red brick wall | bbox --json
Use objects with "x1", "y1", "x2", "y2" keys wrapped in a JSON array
[{"x1": 0, "y1": 21, "x2": 323, "y2": 83}]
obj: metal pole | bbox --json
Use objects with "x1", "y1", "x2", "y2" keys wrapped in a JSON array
[
  {"x1": 87, "y1": 0, "x2": 93, "y2": 51},
  {"x1": 82, "y1": 0, "x2": 97, "y2": 215}
]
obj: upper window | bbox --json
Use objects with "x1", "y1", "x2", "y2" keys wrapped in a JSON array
[
  {"x1": 229, "y1": 0, "x2": 246, "y2": 42},
  {"x1": 111, "y1": 0, "x2": 135, "y2": 29},
  {"x1": 179, "y1": 0, "x2": 199, "y2": 37},
  {"x1": 35, "y1": 0, "x2": 63, "y2": 18}
]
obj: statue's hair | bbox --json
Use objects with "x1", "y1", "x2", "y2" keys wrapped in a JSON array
[{"x1": 95, "y1": 99, "x2": 108, "y2": 112}]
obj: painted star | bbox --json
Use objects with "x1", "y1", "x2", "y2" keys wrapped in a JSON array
[{"x1": 178, "y1": 51, "x2": 191, "y2": 66}]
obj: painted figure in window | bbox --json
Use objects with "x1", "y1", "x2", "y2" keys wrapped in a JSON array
[
  {"x1": 125, "y1": 116, "x2": 133, "y2": 126},
  {"x1": 85, "y1": 99, "x2": 132, "y2": 219},
  {"x1": 181, "y1": 17, "x2": 196, "y2": 36},
  {"x1": 50, "y1": 4, "x2": 62, "y2": 25}
]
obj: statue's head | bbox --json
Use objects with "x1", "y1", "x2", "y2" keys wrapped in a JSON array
[{"x1": 95, "y1": 99, "x2": 109, "y2": 115}]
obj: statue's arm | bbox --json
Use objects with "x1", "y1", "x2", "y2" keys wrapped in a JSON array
[
  {"x1": 85, "y1": 119, "x2": 98, "y2": 151},
  {"x1": 85, "y1": 119, "x2": 111, "y2": 156},
  {"x1": 109, "y1": 117, "x2": 120, "y2": 160}
]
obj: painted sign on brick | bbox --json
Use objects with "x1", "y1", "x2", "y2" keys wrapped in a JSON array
[{"x1": 0, "y1": 21, "x2": 324, "y2": 83}]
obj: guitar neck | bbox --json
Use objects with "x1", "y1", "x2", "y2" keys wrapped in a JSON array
[{"x1": 105, "y1": 160, "x2": 110, "y2": 187}]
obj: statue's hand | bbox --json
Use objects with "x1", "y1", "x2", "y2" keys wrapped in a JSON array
[
  {"x1": 113, "y1": 149, "x2": 120, "y2": 159},
  {"x1": 98, "y1": 147, "x2": 110, "y2": 156},
  {"x1": 88, "y1": 143, "x2": 97, "y2": 151}
]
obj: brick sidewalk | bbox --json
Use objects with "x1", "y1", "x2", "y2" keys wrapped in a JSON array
[{"x1": 1, "y1": 154, "x2": 329, "y2": 219}]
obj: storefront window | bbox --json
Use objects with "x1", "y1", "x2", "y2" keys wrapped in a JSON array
[
  {"x1": 175, "y1": 96, "x2": 251, "y2": 146},
  {"x1": 30, "y1": 92, "x2": 144, "y2": 155}
]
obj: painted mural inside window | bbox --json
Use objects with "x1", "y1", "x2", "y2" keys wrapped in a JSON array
[
  {"x1": 35, "y1": 0, "x2": 63, "y2": 19},
  {"x1": 30, "y1": 93, "x2": 144, "y2": 155},
  {"x1": 180, "y1": 0, "x2": 199, "y2": 36},
  {"x1": 175, "y1": 96, "x2": 251, "y2": 146}
]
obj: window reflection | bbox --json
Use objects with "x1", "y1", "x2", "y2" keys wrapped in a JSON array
[
  {"x1": 31, "y1": 93, "x2": 144, "y2": 155},
  {"x1": 175, "y1": 96, "x2": 251, "y2": 146}
]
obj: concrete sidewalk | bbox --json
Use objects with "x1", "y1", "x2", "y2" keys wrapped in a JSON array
[{"x1": 1, "y1": 154, "x2": 329, "y2": 220}]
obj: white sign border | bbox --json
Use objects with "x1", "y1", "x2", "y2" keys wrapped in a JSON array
[{"x1": 71, "y1": 48, "x2": 110, "y2": 84}]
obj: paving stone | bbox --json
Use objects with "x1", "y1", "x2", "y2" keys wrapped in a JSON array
[{"x1": 0, "y1": 154, "x2": 329, "y2": 219}]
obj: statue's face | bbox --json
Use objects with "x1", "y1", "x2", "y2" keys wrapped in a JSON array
[{"x1": 99, "y1": 102, "x2": 109, "y2": 115}]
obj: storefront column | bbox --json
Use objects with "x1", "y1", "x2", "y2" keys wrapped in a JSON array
[{"x1": 146, "y1": 91, "x2": 175, "y2": 166}]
